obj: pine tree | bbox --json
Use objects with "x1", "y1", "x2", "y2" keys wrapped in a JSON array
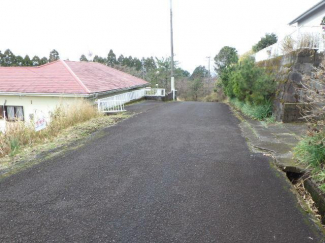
[
  {"x1": 107, "y1": 49, "x2": 117, "y2": 67},
  {"x1": 117, "y1": 55, "x2": 124, "y2": 65},
  {"x1": 49, "y1": 49, "x2": 60, "y2": 62},
  {"x1": 125, "y1": 56, "x2": 134, "y2": 67},
  {"x1": 133, "y1": 58, "x2": 142, "y2": 71}
]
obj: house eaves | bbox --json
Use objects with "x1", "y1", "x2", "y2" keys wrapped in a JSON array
[
  {"x1": 289, "y1": 0, "x2": 325, "y2": 25},
  {"x1": 0, "y1": 84, "x2": 147, "y2": 98}
]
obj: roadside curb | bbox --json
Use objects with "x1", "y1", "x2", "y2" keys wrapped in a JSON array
[
  {"x1": 305, "y1": 179, "x2": 325, "y2": 224},
  {"x1": 228, "y1": 103, "x2": 325, "y2": 224}
]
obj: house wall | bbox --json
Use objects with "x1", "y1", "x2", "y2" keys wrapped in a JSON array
[
  {"x1": 298, "y1": 7, "x2": 325, "y2": 27},
  {"x1": 0, "y1": 95, "x2": 79, "y2": 123}
]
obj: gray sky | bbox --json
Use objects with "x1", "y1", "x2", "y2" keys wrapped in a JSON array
[{"x1": 0, "y1": 0, "x2": 320, "y2": 73}]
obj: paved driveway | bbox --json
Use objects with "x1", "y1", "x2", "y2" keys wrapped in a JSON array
[{"x1": 0, "y1": 101, "x2": 324, "y2": 242}]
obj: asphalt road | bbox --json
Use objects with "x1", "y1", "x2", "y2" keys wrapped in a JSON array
[{"x1": 0, "y1": 101, "x2": 324, "y2": 242}]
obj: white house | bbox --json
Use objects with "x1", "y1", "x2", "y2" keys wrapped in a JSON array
[
  {"x1": 0, "y1": 60, "x2": 148, "y2": 128},
  {"x1": 289, "y1": 0, "x2": 325, "y2": 28},
  {"x1": 255, "y1": 0, "x2": 325, "y2": 62}
]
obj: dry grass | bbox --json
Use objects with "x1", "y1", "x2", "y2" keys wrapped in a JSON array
[
  {"x1": 281, "y1": 36, "x2": 295, "y2": 54},
  {"x1": 297, "y1": 33, "x2": 318, "y2": 49},
  {"x1": 294, "y1": 179, "x2": 322, "y2": 222},
  {"x1": 0, "y1": 99, "x2": 101, "y2": 158}
]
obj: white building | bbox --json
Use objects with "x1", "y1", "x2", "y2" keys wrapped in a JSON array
[
  {"x1": 255, "y1": 0, "x2": 325, "y2": 62},
  {"x1": 0, "y1": 60, "x2": 148, "y2": 128},
  {"x1": 289, "y1": 1, "x2": 325, "y2": 28}
]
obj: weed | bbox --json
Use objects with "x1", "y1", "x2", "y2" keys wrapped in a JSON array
[
  {"x1": 0, "y1": 99, "x2": 101, "y2": 158},
  {"x1": 230, "y1": 98, "x2": 273, "y2": 120},
  {"x1": 294, "y1": 131, "x2": 325, "y2": 168}
]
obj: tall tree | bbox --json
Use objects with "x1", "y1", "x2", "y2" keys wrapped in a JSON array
[
  {"x1": 127, "y1": 56, "x2": 134, "y2": 67},
  {"x1": 80, "y1": 54, "x2": 88, "y2": 62},
  {"x1": 143, "y1": 57, "x2": 156, "y2": 72},
  {"x1": 252, "y1": 33, "x2": 278, "y2": 53},
  {"x1": 32, "y1": 56, "x2": 41, "y2": 66},
  {"x1": 2, "y1": 49, "x2": 16, "y2": 66},
  {"x1": 23, "y1": 55, "x2": 32, "y2": 66},
  {"x1": 190, "y1": 78, "x2": 204, "y2": 101},
  {"x1": 117, "y1": 55, "x2": 125, "y2": 65},
  {"x1": 93, "y1": 55, "x2": 106, "y2": 64},
  {"x1": 49, "y1": 49, "x2": 60, "y2": 62},
  {"x1": 107, "y1": 49, "x2": 117, "y2": 67},
  {"x1": 190, "y1": 66, "x2": 209, "y2": 80},
  {"x1": 133, "y1": 57, "x2": 142, "y2": 71},
  {"x1": 40, "y1": 57, "x2": 48, "y2": 65},
  {"x1": 214, "y1": 46, "x2": 238, "y2": 75},
  {"x1": 15, "y1": 56, "x2": 24, "y2": 66}
]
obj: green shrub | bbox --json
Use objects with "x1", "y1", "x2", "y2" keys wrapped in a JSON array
[
  {"x1": 228, "y1": 57, "x2": 276, "y2": 105},
  {"x1": 230, "y1": 98, "x2": 273, "y2": 120},
  {"x1": 294, "y1": 131, "x2": 325, "y2": 168}
]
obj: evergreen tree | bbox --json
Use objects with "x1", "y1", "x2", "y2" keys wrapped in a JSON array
[
  {"x1": 133, "y1": 58, "x2": 142, "y2": 71},
  {"x1": 107, "y1": 49, "x2": 117, "y2": 67},
  {"x1": 190, "y1": 78, "x2": 204, "y2": 101},
  {"x1": 2, "y1": 49, "x2": 16, "y2": 66},
  {"x1": 122, "y1": 56, "x2": 130, "y2": 66},
  {"x1": 80, "y1": 54, "x2": 88, "y2": 62},
  {"x1": 127, "y1": 56, "x2": 134, "y2": 67},
  {"x1": 32, "y1": 56, "x2": 41, "y2": 66},
  {"x1": 252, "y1": 33, "x2": 278, "y2": 53},
  {"x1": 49, "y1": 49, "x2": 60, "y2": 62},
  {"x1": 0, "y1": 51, "x2": 2, "y2": 66},
  {"x1": 15, "y1": 56, "x2": 24, "y2": 66},
  {"x1": 190, "y1": 66, "x2": 209, "y2": 80},
  {"x1": 23, "y1": 55, "x2": 32, "y2": 66},
  {"x1": 117, "y1": 55, "x2": 125, "y2": 65},
  {"x1": 93, "y1": 55, "x2": 99, "y2": 62},
  {"x1": 93, "y1": 55, "x2": 106, "y2": 64},
  {"x1": 214, "y1": 46, "x2": 238, "y2": 75},
  {"x1": 40, "y1": 57, "x2": 48, "y2": 65},
  {"x1": 143, "y1": 57, "x2": 156, "y2": 72}
]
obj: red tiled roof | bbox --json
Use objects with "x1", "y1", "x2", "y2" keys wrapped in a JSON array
[{"x1": 0, "y1": 60, "x2": 148, "y2": 95}]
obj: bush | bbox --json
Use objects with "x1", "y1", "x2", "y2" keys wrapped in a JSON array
[
  {"x1": 294, "y1": 131, "x2": 325, "y2": 168},
  {"x1": 0, "y1": 99, "x2": 100, "y2": 158},
  {"x1": 228, "y1": 57, "x2": 276, "y2": 105},
  {"x1": 230, "y1": 98, "x2": 273, "y2": 120}
]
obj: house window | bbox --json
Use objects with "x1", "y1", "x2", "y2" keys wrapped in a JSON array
[{"x1": 4, "y1": 106, "x2": 24, "y2": 121}]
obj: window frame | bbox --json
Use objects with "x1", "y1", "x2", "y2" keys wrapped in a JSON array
[{"x1": 4, "y1": 106, "x2": 24, "y2": 121}]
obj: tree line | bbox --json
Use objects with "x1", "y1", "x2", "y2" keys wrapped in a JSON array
[
  {"x1": 0, "y1": 49, "x2": 60, "y2": 67},
  {"x1": 0, "y1": 48, "x2": 215, "y2": 101},
  {"x1": 80, "y1": 49, "x2": 214, "y2": 101}
]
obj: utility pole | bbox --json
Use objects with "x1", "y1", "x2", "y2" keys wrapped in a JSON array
[
  {"x1": 206, "y1": 56, "x2": 211, "y2": 77},
  {"x1": 170, "y1": 0, "x2": 175, "y2": 100}
]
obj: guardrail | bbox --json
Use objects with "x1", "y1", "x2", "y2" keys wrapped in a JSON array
[
  {"x1": 98, "y1": 88, "x2": 166, "y2": 113},
  {"x1": 145, "y1": 88, "x2": 166, "y2": 97},
  {"x1": 254, "y1": 26, "x2": 325, "y2": 62}
]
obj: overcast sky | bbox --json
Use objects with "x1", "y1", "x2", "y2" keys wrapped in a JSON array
[{"x1": 0, "y1": 0, "x2": 320, "y2": 73}]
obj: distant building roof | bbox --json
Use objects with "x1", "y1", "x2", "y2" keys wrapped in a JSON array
[
  {"x1": 0, "y1": 60, "x2": 148, "y2": 96},
  {"x1": 289, "y1": 0, "x2": 325, "y2": 25}
]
